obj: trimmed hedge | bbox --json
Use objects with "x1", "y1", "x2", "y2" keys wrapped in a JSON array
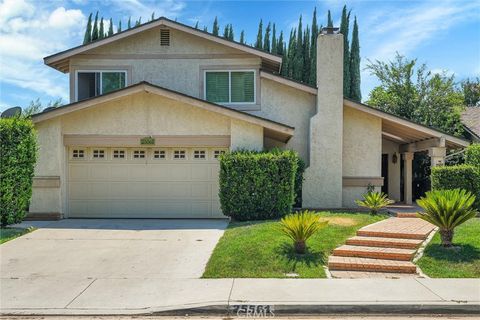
[
  {"x1": 465, "y1": 144, "x2": 480, "y2": 167},
  {"x1": 0, "y1": 118, "x2": 37, "y2": 227},
  {"x1": 431, "y1": 165, "x2": 480, "y2": 209},
  {"x1": 219, "y1": 150, "x2": 299, "y2": 221}
]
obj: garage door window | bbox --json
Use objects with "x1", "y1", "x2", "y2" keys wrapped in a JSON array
[
  {"x1": 133, "y1": 150, "x2": 146, "y2": 159},
  {"x1": 113, "y1": 150, "x2": 126, "y2": 159},
  {"x1": 72, "y1": 149, "x2": 85, "y2": 159},
  {"x1": 153, "y1": 150, "x2": 166, "y2": 159},
  {"x1": 173, "y1": 150, "x2": 186, "y2": 159},
  {"x1": 193, "y1": 150, "x2": 206, "y2": 159},
  {"x1": 213, "y1": 150, "x2": 226, "y2": 159},
  {"x1": 92, "y1": 149, "x2": 105, "y2": 159}
]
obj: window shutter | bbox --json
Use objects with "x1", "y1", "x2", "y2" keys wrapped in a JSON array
[
  {"x1": 231, "y1": 72, "x2": 255, "y2": 103},
  {"x1": 205, "y1": 72, "x2": 229, "y2": 103}
]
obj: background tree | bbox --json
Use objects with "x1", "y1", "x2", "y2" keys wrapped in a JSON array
[
  {"x1": 309, "y1": 8, "x2": 318, "y2": 85},
  {"x1": 461, "y1": 78, "x2": 480, "y2": 106},
  {"x1": 339, "y1": 5, "x2": 350, "y2": 96},
  {"x1": 127, "y1": 17, "x2": 131, "y2": 29},
  {"x1": 263, "y1": 22, "x2": 271, "y2": 52},
  {"x1": 271, "y1": 24, "x2": 277, "y2": 54},
  {"x1": 255, "y1": 20, "x2": 263, "y2": 49},
  {"x1": 327, "y1": 10, "x2": 333, "y2": 27},
  {"x1": 366, "y1": 53, "x2": 465, "y2": 136},
  {"x1": 349, "y1": 17, "x2": 361, "y2": 102},
  {"x1": 83, "y1": 13, "x2": 92, "y2": 44},
  {"x1": 91, "y1": 12, "x2": 99, "y2": 41},
  {"x1": 118, "y1": 20, "x2": 122, "y2": 33},
  {"x1": 239, "y1": 30, "x2": 245, "y2": 44},
  {"x1": 99, "y1": 17, "x2": 105, "y2": 39},
  {"x1": 108, "y1": 18, "x2": 114, "y2": 37},
  {"x1": 223, "y1": 24, "x2": 229, "y2": 38},
  {"x1": 212, "y1": 17, "x2": 219, "y2": 35},
  {"x1": 194, "y1": 21, "x2": 199, "y2": 29}
]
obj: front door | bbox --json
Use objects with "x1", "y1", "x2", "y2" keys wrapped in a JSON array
[{"x1": 381, "y1": 154, "x2": 389, "y2": 195}]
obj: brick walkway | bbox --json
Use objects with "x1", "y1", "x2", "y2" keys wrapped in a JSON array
[{"x1": 328, "y1": 208, "x2": 436, "y2": 279}]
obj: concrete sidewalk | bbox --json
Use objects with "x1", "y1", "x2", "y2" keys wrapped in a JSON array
[{"x1": 1, "y1": 278, "x2": 479, "y2": 316}]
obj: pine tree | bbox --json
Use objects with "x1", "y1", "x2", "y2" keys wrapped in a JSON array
[
  {"x1": 277, "y1": 31, "x2": 284, "y2": 56},
  {"x1": 303, "y1": 26, "x2": 310, "y2": 83},
  {"x1": 349, "y1": 16, "x2": 361, "y2": 102},
  {"x1": 309, "y1": 8, "x2": 318, "y2": 85},
  {"x1": 271, "y1": 23, "x2": 277, "y2": 54},
  {"x1": 327, "y1": 10, "x2": 333, "y2": 27},
  {"x1": 194, "y1": 21, "x2": 199, "y2": 29},
  {"x1": 340, "y1": 5, "x2": 351, "y2": 96},
  {"x1": 293, "y1": 15, "x2": 303, "y2": 80},
  {"x1": 240, "y1": 30, "x2": 245, "y2": 44},
  {"x1": 255, "y1": 19, "x2": 263, "y2": 49},
  {"x1": 108, "y1": 18, "x2": 114, "y2": 37},
  {"x1": 99, "y1": 17, "x2": 105, "y2": 39},
  {"x1": 228, "y1": 24, "x2": 234, "y2": 41},
  {"x1": 118, "y1": 20, "x2": 122, "y2": 33},
  {"x1": 83, "y1": 13, "x2": 92, "y2": 44},
  {"x1": 91, "y1": 12, "x2": 99, "y2": 41},
  {"x1": 263, "y1": 22, "x2": 271, "y2": 52},
  {"x1": 212, "y1": 17, "x2": 219, "y2": 36},
  {"x1": 223, "y1": 24, "x2": 229, "y2": 38},
  {"x1": 127, "y1": 17, "x2": 131, "y2": 29}
]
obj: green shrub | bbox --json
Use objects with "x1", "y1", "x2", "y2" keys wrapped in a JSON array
[
  {"x1": 280, "y1": 210, "x2": 328, "y2": 254},
  {"x1": 219, "y1": 150, "x2": 299, "y2": 221},
  {"x1": 355, "y1": 191, "x2": 394, "y2": 215},
  {"x1": 417, "y1": 189, "x2": 478, "y2": 246},
  {"x1": 431, "y1": 165, "x2": 480, "y2": 209},
  {"x1": 0, "y1": 117, "x2": 37, "y2": 227},
  {"x1": 294, "y1": 157, "x2": 305, "y2": 207},
  {"x1": 465, "y1": 144, "x2": 480, "y2": 167}
]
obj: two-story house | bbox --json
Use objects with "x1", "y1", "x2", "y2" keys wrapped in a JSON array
[{"x1": 30, "y1": 17, "x2": 469, "y2": 219}]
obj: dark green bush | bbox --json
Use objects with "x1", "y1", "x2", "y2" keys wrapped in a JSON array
[
  {"x1": 431, "y1": 165, "x2": 480, "y2": 209},
  {"x1": 0, "y1": 118, "x2": 37, "y2": 227},
  {"x1": 294, "y1": 157, "x2": 305, "y2": 207},
  {"x1": 219, "y1": 150, "x2": 299, "y2": 221},
  {"x1": 465, "y1": 144, "x2": 480, "y2": 167}
]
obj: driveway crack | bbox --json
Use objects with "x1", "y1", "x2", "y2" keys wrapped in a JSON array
[{"x1": 64, "y1": 278, "x2": 97, "y2": 308}]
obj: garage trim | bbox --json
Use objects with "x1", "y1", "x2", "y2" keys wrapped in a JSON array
[{"x1": 63, "y1": 134, "x2": 231, "y2": 147}]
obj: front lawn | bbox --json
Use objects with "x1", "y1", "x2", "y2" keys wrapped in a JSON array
[
  {"x1": 417, "y1": 218, "x2": 480, "y2": 278},
  {"x1": 0, "y1": 227, "x2": 34, "y2": 244},
  {"x1": 203, "y1": 212, "x2": 385, "y2": 278}
]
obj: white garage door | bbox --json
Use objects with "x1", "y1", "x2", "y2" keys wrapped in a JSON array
[{"x1": 67, "y1": 147, "x2": 227, "y2": 218}]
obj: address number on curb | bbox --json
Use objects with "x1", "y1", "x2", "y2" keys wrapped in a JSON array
[{"x1": 230, "y1": 304, "x2": 275, "y2": 317}]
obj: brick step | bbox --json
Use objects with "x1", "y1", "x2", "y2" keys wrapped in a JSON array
[
  {"x1": 346, "y1": 236, "x2": 423, "y2": 249},
  {"x1": 396, "y1": 212, "x2": 419, "y2": 218},
  {"x1": 332, "y1": 245, "x2": 416, "y2": 261},
  {"x1": 356, "y1": 229, "x2": 428, "y2": 240},
  {"x1": 328, "y1": 256, "x2": 417, "y2": 274}
]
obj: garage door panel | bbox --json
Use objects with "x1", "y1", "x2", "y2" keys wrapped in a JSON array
[{"x1": 68, "y1": 147, "x2": 224, "y2": 218}]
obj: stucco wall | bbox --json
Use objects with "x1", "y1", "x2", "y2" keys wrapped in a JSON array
[
  {"x1": 69, "y1": 28, "x2": 262, "y2": 102},
  {"x1": 250, "y1": 78, "x2": 316, "y2": 162},
  {"x1": 230, "y1": 119, "x2": 263, "y2": 151},
  {"x1": 382, "y1": 139, "x2": 401, "y2": 202},
  {"x1": 342, "y1": 106, "x2": 382, "y2": 207}
]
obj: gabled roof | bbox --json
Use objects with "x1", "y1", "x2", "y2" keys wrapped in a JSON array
[
  {"x1": 461, "y1": 107, "x2": 480, "y2": 140},
  {"x1": 32, "y1": 81, "x2": 294, "y2": 142},
  {"x1": 44, "y1": 17, "x2": 282, "y2": 73}
]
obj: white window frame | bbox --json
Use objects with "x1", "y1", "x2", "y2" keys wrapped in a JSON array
[
  {"x1": 203, "y1": 69, "x2": 256, "y2": 105},
  {"x1": 132, "y1": 149, "x2": 146, "y2": 160},
  {"x1": 71, "y1": 148, "x2": 86, "y2": 160},
  {"x1": 152, "y1": 149, "x2": 167, "y2": 160},
  {"x1": 173, "y1": 149, "x2": 187, "y2": 160},
  {"x1": 75, "y1": 70, "x2": 128, "y2": 102},
  {"x1": 193, "y1": 149, "x2": 207, "y2": 160},
  {"x1": 112, "y1": 149, "x2": 127, "y2": 160},
  {"x1": 91, "y1": 149, "x2": 106, "y2": 160}
]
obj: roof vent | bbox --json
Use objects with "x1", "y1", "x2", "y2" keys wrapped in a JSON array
[
  {"x1": 320, "y1": 27, "x2": 339, "y2": 35},
  {"x1": 160, "y1": 29, "x2": 170, "y2": 46}
]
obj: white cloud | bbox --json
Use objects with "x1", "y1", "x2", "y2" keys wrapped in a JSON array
[
  {"x1": 48, "y1": 7, "x2": 84, "y2": 28},
  {"x1": 0, "y1": 0, "x2": 34, "y2": 25}
]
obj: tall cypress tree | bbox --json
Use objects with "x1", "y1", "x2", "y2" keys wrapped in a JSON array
[
  {"x1": 239, "y1": 30, "x2": 245, "y2": 44},
  {"x1": 223, "y1": 24, "x2": 229, "y2": 38},
  {"x1": 277, "y1": 31, "x2": 284, "y2": 56},
  {"x1": 99, "y1": 17, "x2": 105, "y2": 39},
  {"x1": 303, "y1": 26, "x2": 310, "y2": 83},
  {"x1": 91, "y1": 12, "x2": 99, "y2": 41},
  {"x1": 293, "y1": 15, "x2": 303, "y2": 80},
  {"x1": 309, "y1": 8, "x2": 318, "y2": 85},
  {"x1": 83, "y1": 13, "x2": 92, "y2": 44},
  {"x1": 340, "y1": 5, "x2": 351, "y2": 96},
  {"x1": 212, "y1": 17, "x2": 219, "y2": 35},
  {"x1": 255, "y1": 19, "x2": 263, "y2": 49},
  {"x1": 271, "y1": 23, "x2": 277, "y2": 54},
  {"x1": 108, "y1": 18, "x2": 114, "y2": 37},
  {"x1": 151, "y1": 12, "x2": 155, "y2": 21},
  {"x1": 263, "y1": 22, "x2": 271, "y2": 52},
  {"x1": 203, "y1": 26, "x2": 208, "y2": 32},
  {"x1": 349, "y1": 16, "x2": 361, "y2": 102},
  {"x1": 118, "y1": 20, "x2": 122, "y2": 33},
  {"x1": 127, "y1": 17, "x2": 131, "y2": 29},
  {"x1": 194, "y1": 21, "x2": 199, "y2": 29},
  {"x1": 228, "y1": 25, "x2": 234, "y2": 41},
  {"x1": 327, "y1": 10, "x2": 333, "y2": 27}
]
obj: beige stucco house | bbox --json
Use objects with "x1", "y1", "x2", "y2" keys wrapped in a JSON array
[{"x1": 30, "y1": 18, "x2": 469, "y2": 219}]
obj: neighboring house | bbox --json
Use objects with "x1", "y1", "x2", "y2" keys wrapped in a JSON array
[
  {"x1": 30, "y1": 18, "x2": 469, "y2": 219},
  {"x1": 462, "y1": 107, "x2": 480, "y2": 142}
]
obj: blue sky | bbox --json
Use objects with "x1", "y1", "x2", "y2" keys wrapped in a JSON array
[{"x1": 1, "y1": 0, "x2": 479, "y2": 112}]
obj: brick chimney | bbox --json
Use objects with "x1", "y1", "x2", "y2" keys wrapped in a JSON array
[{"x1": 302, "y1": 28, "x2": 344, "y2": 208}]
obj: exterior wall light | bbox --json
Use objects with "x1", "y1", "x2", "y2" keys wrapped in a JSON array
[{"x1": 392, "y1": 152, "x2": 398, "y2": 164}]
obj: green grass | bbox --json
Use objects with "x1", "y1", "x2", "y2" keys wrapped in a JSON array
[
  {"x1": 417, "y1": 218, "x2": 480, "y2": 278},
  {"x1": 203, "y1": 212, "x2": 386, "y2": 278},
  {"x1": 0, "y1": 227, "x2": 34, "y2": 244}
]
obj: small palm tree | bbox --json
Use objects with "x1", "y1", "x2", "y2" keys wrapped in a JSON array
[
  {"x1": 355, "y1": 191, "x2": 394, "y2": 215},
  {"x1": 279, "y1": 210, "x2": 328, "y2": 254},
  {"x1": 417, "y1": 189, "x2": 478, "y2": 247}
]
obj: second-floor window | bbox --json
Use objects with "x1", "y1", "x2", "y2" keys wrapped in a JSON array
[
  {"x1": 205, "y1": 70, "x2": 255, "y2": 104},
  {"x1": 76, "y1": 70, "x2": 127, "y2": 101}
]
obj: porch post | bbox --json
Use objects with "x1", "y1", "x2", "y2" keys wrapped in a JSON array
[
  {"x1": 429, "y1": 147, "x2": 446, "y2": 167},
  {"x1": 403, "y1": 152, "x2": 414, "y2": 205}
]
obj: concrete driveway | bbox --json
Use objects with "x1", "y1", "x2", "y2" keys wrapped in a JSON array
[{"x1": 0, "y1": 219, "x2": 229, "y2": 313}]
